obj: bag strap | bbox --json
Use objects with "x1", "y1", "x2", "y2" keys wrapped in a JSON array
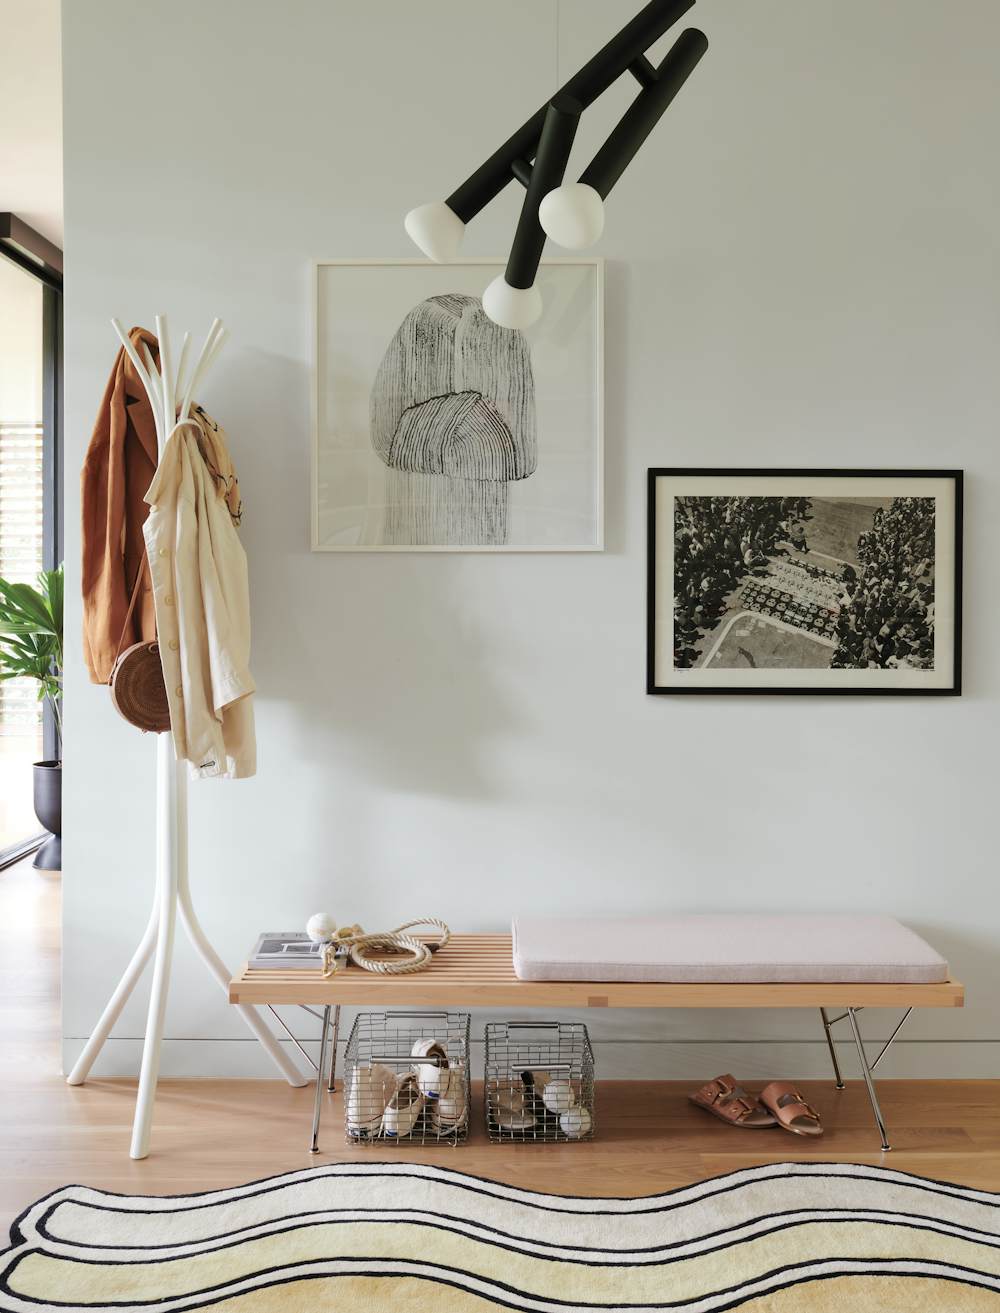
[{"x1": 111, "y1": 552, "x2": 152, "y2": 673}]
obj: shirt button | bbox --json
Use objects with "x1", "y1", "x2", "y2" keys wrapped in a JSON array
[
  {"x1": 175, "y1": 686, "x2": 183, "y2": 697},
  {"x1": 164, "y1": 594, "x2": 175, "y2": 606},
  {"x1": 168, "y1": 639, "x2": 179, "y2": 651},
  {"x1": 158, "y1": 548, "x2": 168, "y2": 558}
]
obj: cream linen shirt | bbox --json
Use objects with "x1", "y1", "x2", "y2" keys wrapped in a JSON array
[{"x1": 143, "y1": 417, "x2": 256, "y2": 779}]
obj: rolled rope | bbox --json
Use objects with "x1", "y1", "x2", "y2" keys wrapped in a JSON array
[{"x1": 321, "y1": 918, "x2": 451, "y2": 978}]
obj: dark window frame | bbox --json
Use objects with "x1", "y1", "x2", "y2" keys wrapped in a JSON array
[{"x1": 0, "y1": 214, "x2": 63, "y2": 864}]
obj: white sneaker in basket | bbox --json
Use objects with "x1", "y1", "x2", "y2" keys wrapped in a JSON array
[
  {"x1": 491, "y1": 1085, "x2": 536, "y2": 1132},
  {"x1": 411, "y1": 1037, "x2": 450, "y2": 1099},
  {"x1": 347, "y1": 1063, "x2": 396, "y2": 1135},
  {"x1": 431, "y1": 1066, "x2": 467, "y2": 1135},
  {"x1": 382, "y1": 1073, "x2": 425, "y2": 1138}
]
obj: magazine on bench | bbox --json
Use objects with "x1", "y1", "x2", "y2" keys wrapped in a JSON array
[{"x1": 248, "y1": 932, "x2": 328, "y2": 970}]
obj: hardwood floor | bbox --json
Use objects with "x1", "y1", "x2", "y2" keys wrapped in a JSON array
[{"x1": 2, "y1": 858, "x2": 999, "y2": 1233}]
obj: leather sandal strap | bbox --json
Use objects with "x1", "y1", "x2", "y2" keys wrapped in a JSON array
[
  {"x1": 776, "y1": 1093, "x2": 820, "y2": 1122},
  {"x1": 761, "y1": 1081, "x2": 821, "y2": 1126},
  {"x1": 694, "y1": 1075, "x2": 758, "y2": 1121}
]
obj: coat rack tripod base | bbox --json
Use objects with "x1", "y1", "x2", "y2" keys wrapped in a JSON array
[{"x1": 66, "y1": 317, "x2": 308, "y2": 1162}]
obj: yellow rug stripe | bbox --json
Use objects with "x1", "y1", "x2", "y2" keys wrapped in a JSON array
[
  {"x1": 10, "y1": 1219, "x2": 1000, "y2": 1305},
  {"x1": 74, "y1": 1272, "x2": 1000, "y2": 1313}
]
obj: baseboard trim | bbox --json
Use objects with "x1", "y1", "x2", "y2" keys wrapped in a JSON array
[{"x1": 61, "y1": 1037, "x2": 1000, "y2": 1081}]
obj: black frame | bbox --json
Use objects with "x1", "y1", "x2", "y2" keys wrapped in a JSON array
[
  {"x1": 0, "y1": 216, "x2": 63, "y2": 864},
  {"x1": 646, "y1": 468, "x2": 963, "y2": 697}
]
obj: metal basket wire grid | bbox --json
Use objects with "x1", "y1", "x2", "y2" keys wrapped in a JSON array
[
  {"x1": 484, "y1": 1021, "x2": 595, "y2": 1143},
  {"x1": 343, "y1": 1011, "x2": 471, "y2": 1146}
]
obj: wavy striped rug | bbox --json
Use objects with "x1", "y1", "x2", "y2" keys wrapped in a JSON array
[{"x1": 3, "y1": 1161, "x2": 1000, "y2": 1311}]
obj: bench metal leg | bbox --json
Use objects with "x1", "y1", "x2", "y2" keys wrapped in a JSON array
[
  {"x1": 819, "y1": 1008, "x2": 845, "y2": 1090},
  {"x1": 327, "y1": 1005, "x2": 341, "y2": 1093},
  {"x1": 847, "y1": 1006, "x2": 891, "y2": 1152},
  {"x1": 310, "y1": 1004, "x2": 332, "y2": 1154}
]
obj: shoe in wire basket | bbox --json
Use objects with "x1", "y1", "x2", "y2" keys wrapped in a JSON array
[
  {"x1": 344, "y1": 1011, "x2": 470, "y2": 1145},
  {"x1": 485, "y1": 1021, "x2": 594, "y2": 1143}
]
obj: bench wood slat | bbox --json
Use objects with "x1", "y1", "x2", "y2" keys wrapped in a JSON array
[{"x1": 229, "y1": 934, "x2": 964, "y2": 1009}]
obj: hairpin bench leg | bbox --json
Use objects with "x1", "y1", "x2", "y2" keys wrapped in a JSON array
[
  {"x1": 819, "y1": 1008, "x2": 845, "y2": 1090},
  {"x1": 327, "y1": 1005, "x2": 341, "y2": 1093},
  {"x1": 847, "y1": 1006, "x2": 891, "y2": 1151},
  {"x1": 310, "y1": 1005, "x2": 332, "y2": 1154}
]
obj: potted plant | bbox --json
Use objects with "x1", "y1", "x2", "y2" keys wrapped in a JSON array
[{"x1": 0, "y1": 565, "x2": 63, "y2": 870}]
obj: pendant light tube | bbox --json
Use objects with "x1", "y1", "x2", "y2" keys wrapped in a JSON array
[
  {"x1": 506, "y1": 96, "x2": 582, "y2": 289},
  {"x1": 445, "y1": 0, "x2": 695, "y2": 224},
  {"x1": 482, "y1": 95, "x2": 582, "y2": 330},
  {"x1": 579, "y1": 27, "x2": 708, "y2": 200}
]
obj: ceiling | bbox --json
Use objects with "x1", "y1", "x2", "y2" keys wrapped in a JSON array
[{"x1": 0, "y1": 0, "x2": 62, "y2": 247}]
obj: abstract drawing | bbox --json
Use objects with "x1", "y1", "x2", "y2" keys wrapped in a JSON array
[
  {"x1": 312, "y1": 259, "x2": 602, "y2": 552},
  {"x1": 371, "y1": 294, "x2": 536, "y2": 546}
]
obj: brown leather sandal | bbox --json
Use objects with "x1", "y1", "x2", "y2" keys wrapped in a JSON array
[
  {"x1": 759, "y1": 1081, "x2": 824, "y2": 1137},
  {"x1": 689, "y1": 1074, "x2": 778, "y2": 1129}
]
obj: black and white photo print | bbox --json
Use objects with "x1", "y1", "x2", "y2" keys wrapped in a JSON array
[
  {"x1": 313, "y1": 260, "x2": 603, "y2": 551},
  {"x1": 647, "y1": 470, "x2": 963, "y2": 695}
]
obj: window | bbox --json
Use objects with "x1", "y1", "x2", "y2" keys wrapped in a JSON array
[{"x1": 0, "y1": 217, "x2": 62, "y2": 862}]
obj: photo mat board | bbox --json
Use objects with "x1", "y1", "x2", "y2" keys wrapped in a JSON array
[
  {"x1": 313, "y1": 259, "x2": 603, "y2": 552},
  {"x1": 647, "y1": 469, "x2": 963, "y2": 695}
]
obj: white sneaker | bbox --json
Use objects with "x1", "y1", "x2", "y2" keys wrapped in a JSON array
[
  {"x1": 490, "y1": 1085, "x2": 536, "y2": 1132},
  {"x1": 382, "y1": 1073, "x2": 425, "y2": 1138},
  {"x1": 411, "y1": 1037, "x2": 450, "y2": 1099},
  {"x1": 347, "y1": 1063, "x2": 396, "y2": 1135},
  {"x1": 431, "y1": 1066, "x2": 467, "y2": 1135}
]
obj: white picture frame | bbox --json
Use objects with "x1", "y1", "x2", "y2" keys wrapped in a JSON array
[{"x1": 311, "y1": 258, "x2": 604, "y2": 552}]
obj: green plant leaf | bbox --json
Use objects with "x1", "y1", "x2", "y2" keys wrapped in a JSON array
[
  {"x1": 44, "y1": 566, "x2": 64, "y2": 641},
  {"x1": 0, "y1": 564, "x2": 64, "y2": 700},
  {"x1": 7, "y1": 582, "x2": 54, "y2": 629},
  {"x1": 0, "y1": 621, "x2": 44, "y2": 637}
]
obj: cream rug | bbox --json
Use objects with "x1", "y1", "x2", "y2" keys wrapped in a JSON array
[{"x1": 3, "y1": 1161, "x2": 1000, "y2": 1311}]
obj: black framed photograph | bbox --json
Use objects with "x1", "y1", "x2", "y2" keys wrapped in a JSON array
[{"x1": 647, "y1": 469, "x2": 963, "y2": 695}]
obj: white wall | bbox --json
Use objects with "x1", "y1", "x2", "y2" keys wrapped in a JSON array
[
  {"x1": 0, "y1": 0, "x2": 62, "y2": 245},
  {"x1": 61, "y1": 0, "x2": 1000, "y2": 1082}
]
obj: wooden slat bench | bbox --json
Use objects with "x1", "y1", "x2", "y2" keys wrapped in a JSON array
[{"x1": 229, "y1": 933, "x2": 964, "y2": 1153}]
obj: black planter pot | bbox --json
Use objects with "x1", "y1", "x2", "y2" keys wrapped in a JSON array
[{"x1": 32, "y1": 760, "x2": 61, "y2": 871}]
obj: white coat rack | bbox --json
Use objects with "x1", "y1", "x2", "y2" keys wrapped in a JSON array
[{"x1": 67, "y1": 316, "x2": 308, "y2": 1160}]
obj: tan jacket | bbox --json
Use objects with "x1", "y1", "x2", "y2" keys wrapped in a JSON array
[
  {"x1": 143, "y1": 413, "x2": 256, "y2": 779},
  {"x1": 81, "y1": 328, "x2": 160, "y2": 683}
]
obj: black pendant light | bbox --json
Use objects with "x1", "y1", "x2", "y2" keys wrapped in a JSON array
[{"x1": 405, "y1": 0, "x2": 708, "y2": 329}]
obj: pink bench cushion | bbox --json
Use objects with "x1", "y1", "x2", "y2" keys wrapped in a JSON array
[{"x1": 512, "y1": 915, "x2": 948, "y2": 984}]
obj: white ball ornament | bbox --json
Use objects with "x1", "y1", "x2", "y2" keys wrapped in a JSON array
[
  {"x1": 538, "y1": 183, "x2": 605, "y2": 250},
  {"x1": 559, "y1": 1105, "x2": 592, "y2": 1139},
  {"x1": 541, "y1": 1079, "x2": 576, "y2": 1114},
  {"x1": 481, "y1": 276, "x2": 543, "y2": 330},
  {"x1": 306, "y1": 912, "x2": 337, "y2": 944}
]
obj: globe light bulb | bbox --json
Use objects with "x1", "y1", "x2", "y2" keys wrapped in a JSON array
[
  {"x1": 538, "y1": 182, "x2": 605, "y2": 250},
  {"x1": 404, "y1": 201, "x2": 466, "y2": 262},
  {"x1": 481, "y1": 275, "x2": 543, "y2": 330}
]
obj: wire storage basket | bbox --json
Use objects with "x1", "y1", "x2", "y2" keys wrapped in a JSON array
[
  {"x1": 485, "y1": 1021, "x2": 595, "y2": 1143},
  {"x1": 344, "y1": 1011, "x2": 470, "y2": 1146}
]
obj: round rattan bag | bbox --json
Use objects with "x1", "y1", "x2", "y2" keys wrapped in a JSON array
[
  {"x1": 110, "y1": 639, "x2": 171, "y2": 733},
  {"x1": 108, "y1": 556, "x2": 172, "y2": 734}
]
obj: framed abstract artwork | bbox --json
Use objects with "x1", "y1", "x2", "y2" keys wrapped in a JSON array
[
  {"x1": 312, "y1": 259, "x2": 603, "y2": 551},
  {"x1": 647, "y1": 469, "x2": 963, "y2": 695}
]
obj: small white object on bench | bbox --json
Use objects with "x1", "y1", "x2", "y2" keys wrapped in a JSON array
[{"x1": 512, "y1": 914, "x2": 948, "y2": 984}]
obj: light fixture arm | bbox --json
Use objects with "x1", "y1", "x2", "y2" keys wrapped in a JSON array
[
  {"x1": 506, "y1": 95, "x2": 582, "y2": 291},
  {"x1": 446, "y1": 0, "x2": 695, "y2": 225},
  {"x1": 579, "y1": 27, "x2": 708, "y2": 200}
]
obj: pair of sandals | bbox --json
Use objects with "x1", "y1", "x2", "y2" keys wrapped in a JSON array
[{"x1": 690, "y1": 1074, "x2": 823, "y2": 1137}]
